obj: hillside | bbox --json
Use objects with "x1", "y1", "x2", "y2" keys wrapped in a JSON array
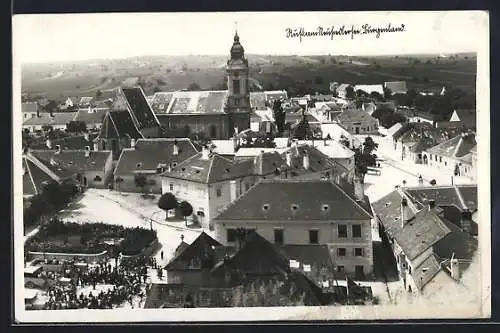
[{"x1": 21, "y1": 54, "x2": 477, "y2": 101}]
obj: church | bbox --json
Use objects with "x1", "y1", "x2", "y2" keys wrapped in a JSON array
[{"x1": 150, "y1": 32, "x2": 252, "y2": 140}]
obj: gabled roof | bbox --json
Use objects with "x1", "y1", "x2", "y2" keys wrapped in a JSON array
[
  {"x1": 405, "y1": 185, "x2": 477, "y2": 212},
  {"x1": 96, "y1": 110, "x2": 143, "y2": 140},
  {"x1": 161, "y1": 152, "x2": 253, "y2": 184},
  {"x1": 372, "y1": 189, "x2": 452, "y2": 261},
  {"x1": 165, "y1": 232, "x2": 222, "y2": 271},
  {"x1": 211, "y1": 231, "x2": 291, "y2": 276},
  {"x1": 23, "y1": 156, "x2": 56, "y2": 196},
  {"x1": 22, "y1": 112, "x2": 78, "y2": 126},
  {"x1": 74, "y1": 109, "x2": 108, "y2": 125},
  {"x1": 384, "y1": 81, "x2": 408, "y2": 94},
  {"x1": 22, "y1": 102, "x2": 38, "y2": 113},
  {"x1": 29, "y1": 150, "x2": 112, "y2": 172},
  {"x1": 28, "y1": 134, "x2": 97, "y2": 150},
  {"x1": 213, "y1": 179, "x2": 372, "y2": 222},
  {"x1": 120, "y1": 87, "x2": 161, "y2": 129},
  {"x1": 337, "y1": 109, "x2": 377, "y2": 123},
  {"x1": 425, "y1": 133, "x2": 476, "y2": 158},
  {"x1": 114, "y1": 138, "x2": 198, "y2": 175}
]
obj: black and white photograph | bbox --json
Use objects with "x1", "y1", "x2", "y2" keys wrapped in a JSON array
[{"x1": 12, "y1": 11, "x2": 490, "y2": 322}]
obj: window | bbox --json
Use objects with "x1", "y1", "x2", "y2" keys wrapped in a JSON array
[
  {"x1": 408, "y1": 266, "x2": 412, "y2": 274},
  {"x1": 336, "y1": 266, "x2": 345, "y2": 273},
  {"x1": 274, "y1": 229, "x2": 284, "y2": 244},
  {"x1": 227, "y1": 229, "x2": 236, "y2": 242},
  {"x1": 309, "y1": 230, "x2": 319, "y2": 244},
  {"x1": 169, "y1": 183, "x2": 174, "y2": 191},
  {"x1": 352, "y1": 224, "x2": 362, "y2": 238},
  {"x1": 290, "y1": 204, "x2": 299, "y2": 212},
  {"x1": 439, "y1": 157, "x2": 442, "y2": 163},
  {"x1": 321, "y1": 204, "x2": 330, "y2": 212},
  {"x1": 354, "y1": 248, "x2": 364, "y2": 256},
  {"x1": 216, "y1": 187, "x2": 222, "y2": 197},
  {"x1": 338, "y1": 224, "x2": 347, "y2": 238},
  {"x1": 262, "y1": 204, "x2": 270, "y2": 212},
  {"x1": 233, "y1": 79, "x2": 240, "y2": 94},
  {"x1": 93, "y1": 175, "x2": 102, "y2": 182},
  {"x1": 337, "y1": 248, "x2": 346, "y2": 257}
]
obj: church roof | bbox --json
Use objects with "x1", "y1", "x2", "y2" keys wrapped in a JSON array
[{"x1": 165, "y1": 90, "x2": 229, "y2": 115}]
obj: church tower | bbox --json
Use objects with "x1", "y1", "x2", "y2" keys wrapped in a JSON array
[{"x1": 225, "y1": 30, "x2": 251, "y2": 136}]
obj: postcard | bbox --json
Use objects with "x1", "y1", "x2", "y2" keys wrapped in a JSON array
[{"x1": 12, "y1": 10, "x2": 490, "y2": 323}]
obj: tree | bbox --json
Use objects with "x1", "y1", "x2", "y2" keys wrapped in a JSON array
[
  {"x1": 187, "y1": 82, "x2": 201, "y2": 91},
  {"x1": 134, "y1": 174, "x2": 148, "y2": 194},
  {"x1": 383, "y1": 87, "x2": 392, "y2": 100},
  {"x1": 370, "y1": 92, "x2": 383, "y2": 102},
  {"x1": 179, "y1": 201, "x2": 193, "y2": 226},
  {"x1": 363, "y1": 136, "x2": 379, "y2": 155},
  {"x1": 272, "y1": 100, "x2": 286, "y2": 135},
  {"x1": 339, "y1": 135, "x2": 350, "y2": 148},
  {"x1": 158, "y1": 192, "x2": 178, "y2": 220},
  {"x1": 67, "y1": 121, "x2": 87, "y2": 133},
  {"x1": 345, "y1": 85, "x2": 355, "y2": 99}
]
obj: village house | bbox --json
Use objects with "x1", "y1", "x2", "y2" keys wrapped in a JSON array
[
  {"x1": 149, "y1": 33, "x2": 251, "y2": 139},
  {"x1": 405, "y1": 185, "x2": 478, "y2": 235},
  {"x1": 22, "y1": 111, "x2": 78, "y2": 133},
  {"x1": 422, "y1": 132, "x2": 476, "y2": 177},
  {"x1": 64, "y1": 97, "x2": 80, "y2": 108},
  {"x1": 391, "y1": 122, "x2": 445, "y2": 163},
  {"x1": 297, "y1": 139, "x2": 355, "y2": 176},
  {"x1": 336, "y1": 84, "x2": 352, "y2": 99},
  {"x1": 74, "y1": 107, "x2": 108, "y2": 131},
  {"x1": 384, "y1": 81, "x2": 408, "y2": 95},
  {"x1": 79, "y1": 96, "x2": 95, "y2": 107},
  {"x1": 354, "y1": 84, "x2": 384, "y2": 97},
  {"x1": 212, "y1": 178, "x2": 374, "y2": 279},
  {"x1": 113, "y1": 138, "x2": 199, "y2": 194},
  {"x1": 372, "y1": 187, "x2": 477, "y2": 294},
  {"x1": 336, "y1": 109, "x2": 379, "y2": 135},
  {"x1": 310, "y1": 102, "x2": 343, "y2": 123},
  {"x1": 30, "y1": 146, "x2": 114, "y2": 189},
  {"x1": 22, "y1": 102, "x2": 39, "y2": 120}
]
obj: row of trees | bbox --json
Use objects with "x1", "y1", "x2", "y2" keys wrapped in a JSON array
[{"x1": 158, "y1": 192, "x2": 193, "y2": 226}]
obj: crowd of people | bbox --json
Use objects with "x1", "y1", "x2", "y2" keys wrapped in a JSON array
[{"x1": 36, "y1": 255, "x2": 151, "y2": 310}]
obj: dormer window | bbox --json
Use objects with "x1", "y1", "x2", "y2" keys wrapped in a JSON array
[
  {"x1": 262, "y1": 204, "x2": 270, "y2": 211},
  {"x1": 322, "y1": 204, "x2": 330, "y2": 212},
  {"x1": 136, "y1": 162, "x2": 142, "y2": 168},
  {"x1": 291, "y1": 204, "x2": 299, "y2": 212}
]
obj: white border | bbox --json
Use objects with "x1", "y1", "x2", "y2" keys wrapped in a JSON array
[{"x1": 12, "y1": 11, "x2": 490, "y2": 323}]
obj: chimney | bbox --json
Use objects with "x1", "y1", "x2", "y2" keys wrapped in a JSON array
[
  {"x1": 450, "y1": 258, "x2": 460, "y2": 280},
  {"x1": 130, "y1": 138, "x2": 136, "y2": 149},
  {"x1": 46, "y1": 139, "x2": 52, "y2": 149},
  {"x1": 201, "y1": 145, "x2": 210, "y2": 160},
  {"x1": 401, "y1": 197, "x2": 411, "y2": 227},
  {"x1": 232, "y1": 136, "x2": 239, "y2": 153},
  {"x1": 83, "y1": 132, "x2": 90, "y2": 142},
  {"x1": 286, "y1": 150, "x2": 292, "y2": 167},
  {"x1": 234, "y1": 127, "x2": 239, "y2": 136},
  {"x1": 36, "y1": 108, "x2": 40, "y2": 118},
  {"x1": 84, "y1": 146, "x2": 91, "y2": 157},
  {"x1": 93, "y1": 141, "x2": 99, "y2": 151},
  {"x1": 229, "y1": 180, "x2": 238, "y2": 203},
  {"x1": 173, "y1": 140, "x2": 179, "y2": 156},
  {"x1": 55, "y1": 145, "x2": 61, "y2": 154},
  {"x1": 353, "y1": 176, "x2": 364, "y2": 201},
  {"x1": 302, "y1": 153, "x2": 310, "y2": 170},
  {"x1": 254, "y1": 150, "x2": 264, "y2": 175}
]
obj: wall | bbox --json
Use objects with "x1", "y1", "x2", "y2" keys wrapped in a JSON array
[
  {"x1": 214, "y1": 218, "x2": 373, "y2": 276},
  {"x1": 157, "y1": 114, "x2": 231, "y2": 139},
  {"x1": 340, "y1": 118, "x2": 379, "y2": 135}
]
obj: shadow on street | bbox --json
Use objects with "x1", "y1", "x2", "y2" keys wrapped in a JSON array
[{"x1": 373, "y1": 241, "x2": 399, "y2": 282}]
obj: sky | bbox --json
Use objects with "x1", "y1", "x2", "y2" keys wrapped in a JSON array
[{"x1": 13, "y1": 11, "x2": 488, "y2": 63}]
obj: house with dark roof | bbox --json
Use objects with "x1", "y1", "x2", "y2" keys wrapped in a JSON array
[
  {"x1": 113, "y1": 138, "x2": 199, "y2": 194},
  {"x1": 384, "y1": 81, "x2": 408, "y2": 95},
  {"x1": 336, "y1": 109, "x2": 379, "y2": 135},
  {"x1": 372, "y1": 186, "x2": 477, "y2": 294},
  {"x1": 422, "y1": 132, "x2": 476, "y2": 177},
  {"x1": 212, "y1": 179, "x2": 374, "y2": 279},
  {"x1": 28, "y1": 133, "x2": 98, "y2": 151},
  {"x1": 74, "y1": 108, "x2": 108, "y2": 130},
  {"x1": 30, "y1": 147, "x2": 114, "y2": 189}
]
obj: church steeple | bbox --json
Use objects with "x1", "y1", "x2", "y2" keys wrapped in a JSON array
[{"x1": 230, "y1": 29, "x2": 245, "y2": 60}]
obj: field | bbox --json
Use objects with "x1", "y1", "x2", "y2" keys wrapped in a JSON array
[{"x1": 21, "y1": 53, "x2": 476, "y2": 101}]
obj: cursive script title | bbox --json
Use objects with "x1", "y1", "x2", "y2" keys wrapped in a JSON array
[{"x1": 285, "y1": 24, "x2": 406, "y2": 41}]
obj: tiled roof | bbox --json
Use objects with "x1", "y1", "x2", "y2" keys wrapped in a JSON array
[
  {"x1": 162, "y1": 152, "x2": 253, "y2": 184},
  {"x1": 279, "y1": 244, "x2": 334, "y2": 285},
  {"x1": 150, "y1": 92, "x2": 174, "y2": 114},
  {"x1": 249, "y1": 92, "x2": 267, "y2": 109},
  {"x1": 250, "y1": 151, "x2": 287, "y2": 176},
  {"x1": 406, "y1": 139, "x2": 437, "y2": 153},
  {"x1": 165, "y1": 232, "x2": 222, "y2": 271},
  {"x1": 297, "y1": 140, "x2": 355, "y2": 159},
  {"x1": 23, "y1": 156, "x2": 55, "y2": 196},
  {"x1": 30, "y1": 150, "x2": 112, "y2": 172},
  {"x1": 24, "y1": 152, "x2": 76, "y2": 181},
  {"x1": 372, "y1": 190, "x2": 452, "y2": 260},
  {"x1": 74, "y1": 109, "x2": 108, "y2": 125},
  {"x1": 22, "y1": 112, "x2": 78, "y2": 126},
  {"x1": 79, "y1": 97, "x2": 94, "y2": 105},
  {"x1": 120, "y1": 87, "x2": 160, "y2": 129},
  {"x1": 425, "y1": 133, "x2": 476, "y2": 158},
  {"x1": 393, "y1": 122, "x2": 441, "y2": 143},
  {"x1": 211, "y1": 231, "x2": 291, "y2": 276},
  {"x1": 337, "y1": 109, "x2": 377, "y2": 123},
  {"x1": 28, "y1": 134, "x2": 97, "y2": 150},
  {"x1": 213, "y1": 179, "x2": 372, "y2": 222},
  {"x1": 97, "y1": 110, "x2": 143, "y2": 140},
  {"x1": 114, "y1": 138, "x2": 198, "y2": 175},
  {"x1": 384, "y1": 81, "x2": 407, "y2": 94},
  {"x1": 164, "y1": 90, "x2": 228, "y2": 114},
  {"x1": 456, "y1": 185, "x2": 478, "y2": 211},
  {"x1": 22, "y1": 102, "x2": 38, "y2": 113},
  {"x1": 413, "y1": 254, "x2": 442, "y2": 290}
]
